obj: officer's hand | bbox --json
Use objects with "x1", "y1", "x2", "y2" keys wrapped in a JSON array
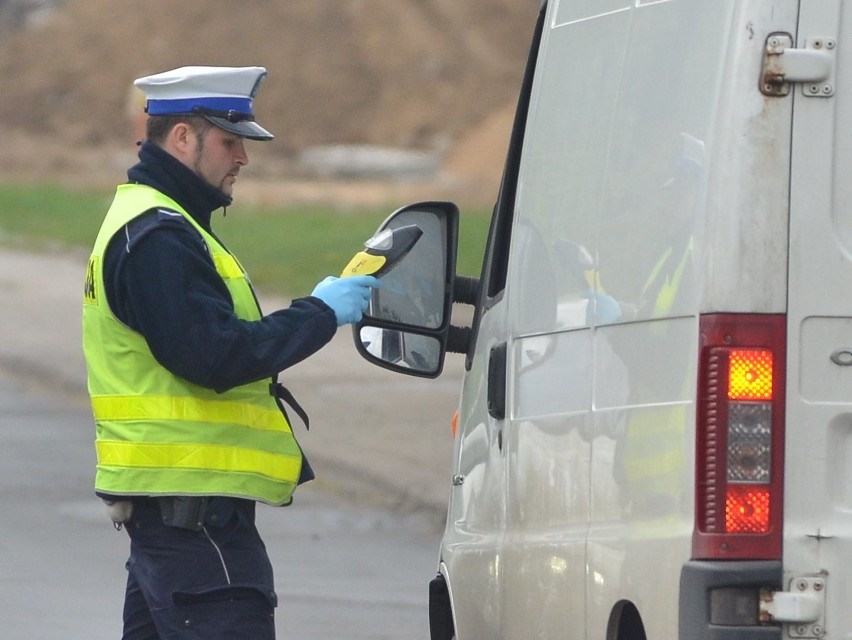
[
  {"x1": 582, "y1": 289, "x2": 622, "y2": 325},
  {"x1": 310, "y1": 275, "x2": 381, "y2": 326}
]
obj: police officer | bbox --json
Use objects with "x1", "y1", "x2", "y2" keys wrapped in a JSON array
[{"x1": 82, "y1": 66, "x2": 380, "y2": 639}]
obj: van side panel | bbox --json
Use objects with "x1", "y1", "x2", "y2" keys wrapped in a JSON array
[
  {"x1": 444, "y1": 308, "x2": 508, "y2": 640},
  {"x1": 440, "y1": 0, "x2": 803, "y2": 638},
  {"x1": 591, "y1": 2, "x2": 799, "y2": 639},
  {"x1": 505, "y1": 1, "x2": 744, "y2": 638},
  {"x1": 502, "y1": 4, "x2": 631, "y2": 639}
]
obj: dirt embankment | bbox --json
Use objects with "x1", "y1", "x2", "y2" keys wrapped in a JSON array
[{"x1": 0, "y1": 1, "x2": 537, "y2": 206}]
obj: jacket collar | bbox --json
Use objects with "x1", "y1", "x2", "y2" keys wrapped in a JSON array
[{"x1": 126, "y1": 141, "x2": 232, "y2": 231}]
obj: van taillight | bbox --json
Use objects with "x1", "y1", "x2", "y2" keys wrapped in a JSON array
[{"x1": 693, "y1": 314, "x2": 786, "y2": 560}]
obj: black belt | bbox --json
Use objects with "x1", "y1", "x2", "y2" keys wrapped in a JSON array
[{"x1": 130, "y1": 496, "x2": 241, "y2": 532}]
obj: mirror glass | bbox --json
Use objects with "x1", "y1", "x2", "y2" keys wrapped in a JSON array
[
  {"x1": 359, "y1": 326, "x2": 442, "y2": 374},
  {"x1": 365, "y1": 209, "x2": 446, "y2": 329}
]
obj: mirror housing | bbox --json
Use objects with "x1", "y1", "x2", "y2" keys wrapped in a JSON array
[{"x1": 352, "y1": 201, "x2": 460, "y2": 377}]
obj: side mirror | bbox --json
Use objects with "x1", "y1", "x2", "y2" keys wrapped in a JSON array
[{"x1": 353, "y1": 201, "x2": 459, "y2": 377}]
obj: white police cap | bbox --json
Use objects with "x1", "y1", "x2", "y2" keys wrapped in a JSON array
[{"x1": 134, "y1": 66, "x2": 274, "y2": 141}]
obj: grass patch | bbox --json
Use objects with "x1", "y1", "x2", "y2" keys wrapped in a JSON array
[
  {"x1": 0, "y1": 183, "x2": 491, "y2": 297},
  {"x1": 0, "y1": 184, "x2": 112, "y2": 250}
]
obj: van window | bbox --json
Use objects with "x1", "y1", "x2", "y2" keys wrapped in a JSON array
[
  {"x1": 554, "y1": 0, "x2": 630, "y2": 27},
  {"x1": 483, "y1": 5, "x2": 546, "y2": 302},
  {"x1": 509, "y1": 6, "x2": 631, "y2": 336},
  {"x1": 464, "y1": 2, "x2": 547, "y2": 369},
  {"x1": 594, "y1": 3, "x2": 728, "y2": 319},
  {"x1": 506, "y1": 1, "x2": 728, "y2": 340}
]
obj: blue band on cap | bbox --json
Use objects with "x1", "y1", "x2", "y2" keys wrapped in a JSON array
[{"x1": 146, "y1": 96, "x2": 253, "y2": 116}]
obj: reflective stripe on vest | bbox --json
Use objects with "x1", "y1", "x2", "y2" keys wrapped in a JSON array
[
  {"x1": 96, "y1": 442, "x2": 301, "y2": 483},
  {"x1": 84, "y1": 184, "x2": 301, "y2": 505},
  {"x1": 91, "y1": 395, "x2": 286, "y2": 431}
]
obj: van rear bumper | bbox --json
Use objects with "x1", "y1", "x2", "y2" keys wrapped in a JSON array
[{"x1": 679, "y1": 560, "x2": 782, "y2": 640}]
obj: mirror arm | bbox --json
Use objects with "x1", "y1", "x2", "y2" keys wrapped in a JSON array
[
  {"x1": 447, "y1": 325, "x2": 472, "y2": 354},
  {"x1": 447, "y1": 276, "x2": 479, "y2": 354},
  {"x1": 453, "y1": 275, "x2": 480, "y2": 306}
]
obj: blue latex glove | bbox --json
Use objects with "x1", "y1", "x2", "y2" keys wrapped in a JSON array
[
  {"x1": 310, "y1": 275, "x2": 381, "y2": 326},
  {"x1": 582, "y1": 289, "x2": 622, "y2": 325}
]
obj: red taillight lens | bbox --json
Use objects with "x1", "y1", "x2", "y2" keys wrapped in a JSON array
[
  {"x1": 726, "y1": 486, "x2": 770, "y2": 534},
  {"x1": 694, "y1": 314, "x2": 785, "y2": 560}
]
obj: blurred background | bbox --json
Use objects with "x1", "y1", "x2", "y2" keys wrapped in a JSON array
[
  {"x1": 0, "y1": 6, "x2": 541, "y2": 635},
  {"x1": 0, "y1": 0, "x2": 537, "y2": 208}
]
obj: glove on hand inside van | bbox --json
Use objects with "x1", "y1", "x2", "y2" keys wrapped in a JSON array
[{"x1": 583, "y1": 290, "x2": 622, "y2": 325}]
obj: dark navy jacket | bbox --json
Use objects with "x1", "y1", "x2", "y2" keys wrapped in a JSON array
[{"x1": 102, "y1": 142, "x2": 337, "y2": 483}]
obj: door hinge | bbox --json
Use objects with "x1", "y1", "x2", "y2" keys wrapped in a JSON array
[
  {"x1": 759, "y1": 575, "x2": 826, "y2": 638},
  {"x1": 761, "y1": 32, "x2": 836, "y2": 98}
]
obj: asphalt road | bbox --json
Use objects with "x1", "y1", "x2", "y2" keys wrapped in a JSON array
[
  {"x1": 0, "y1": 247, "x2": 466, "y2": 638},
  {"x1": 0, "y1": 369, "x2": 445, "y2": 638}
]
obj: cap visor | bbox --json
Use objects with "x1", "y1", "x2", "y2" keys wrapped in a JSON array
[{"x1": 205, "y1": 116, "x2": 274, "y2": 141}]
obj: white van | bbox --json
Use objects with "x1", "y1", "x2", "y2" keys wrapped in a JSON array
[{"x1": 352, "y1": 0, "x2": 851, "y2": 638}]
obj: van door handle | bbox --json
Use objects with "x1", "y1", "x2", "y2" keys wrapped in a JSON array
[
  {"x1": 830, "y1": 348, "x2": 852, "y2": 366},
  {"x1": 488, "y1": 342, "x2": 507, "y2": 420}
]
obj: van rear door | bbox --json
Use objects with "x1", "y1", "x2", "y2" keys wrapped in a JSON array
[{"x1": 785, "y1": 0, "x2": 852, "y2": 636}]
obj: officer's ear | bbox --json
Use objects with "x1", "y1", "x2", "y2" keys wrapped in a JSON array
[
  {"x1": 171, "y1": 122, "x2": 192, "y2": 148},
  {"x1": 164, "y1": 122, "x2": 196, "y2": 163}
]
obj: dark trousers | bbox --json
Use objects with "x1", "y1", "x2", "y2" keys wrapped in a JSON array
[{"x1": 121, "y1": 497, "x2": 277, "y2": 640}]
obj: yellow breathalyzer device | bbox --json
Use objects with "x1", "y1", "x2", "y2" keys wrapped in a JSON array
[{"x1": 340, "y1": 224, "x2": 423, "y2": 278}]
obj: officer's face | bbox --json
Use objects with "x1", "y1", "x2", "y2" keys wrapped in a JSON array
[{"x1": 191, "y1": 126, "x2": 249, "y2": 197}]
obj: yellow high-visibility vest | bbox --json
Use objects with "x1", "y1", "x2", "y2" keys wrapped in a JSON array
[
  {"x1": 620, "y1": 239, "x2": 695, "y2": 515},
  {"x1": 83, "y1": 183, "x2": 302, "y2": 506}
]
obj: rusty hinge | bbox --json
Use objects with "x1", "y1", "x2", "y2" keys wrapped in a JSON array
[
  {"x1": 759, "y1": 575, "x2": 827, "y2": 638},
  {"x1": 761, "y1": 32, "x2": 836, "y2": 98}
]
